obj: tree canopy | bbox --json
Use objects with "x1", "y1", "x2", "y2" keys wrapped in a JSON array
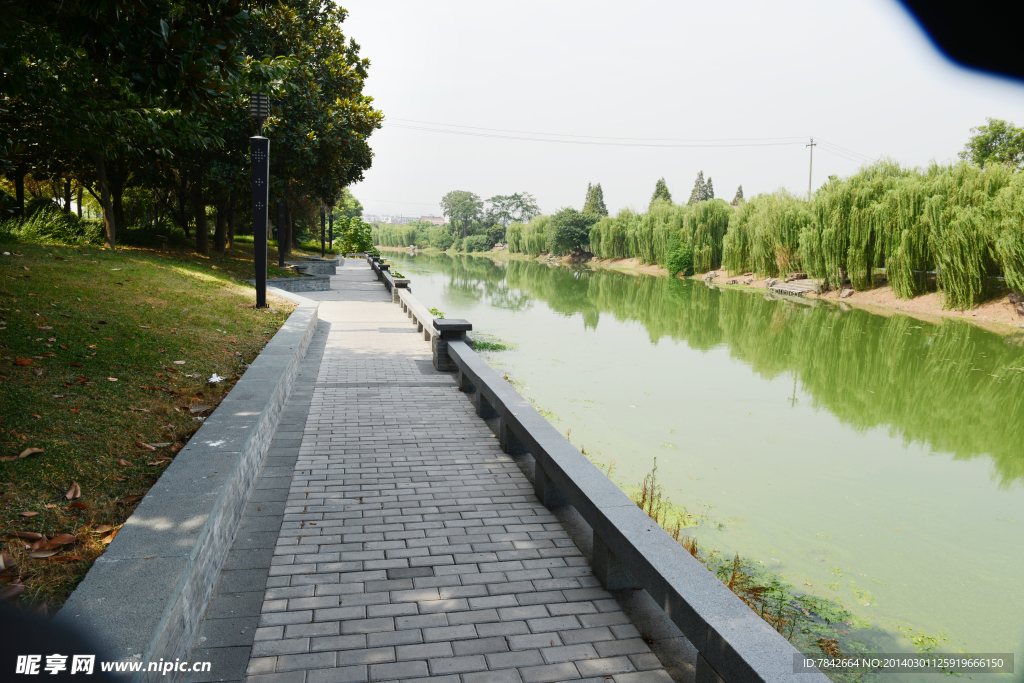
[
  {"x1": 0, "y1": 0, "x2": 383, "y2": 253},
  {"x1": 440, "y1": 190, "x2": 483, "y2": 237},
  {"x1": 732, "y1": 185, "x2": 744, "y2": 204},
  {"x1": 959, "y1": 118, "x2": 1024, "y2": 169},
  {"x1": 583, "y1": 183, "x2": 608, "y2": 216},
  {"x1": 650, "y1": 178, "x2": 672, "y2": 206},
  {"x1": 548, "y1": 207, "x2": 598, "y2": 255},
  {"x1": 688, "y1": 171, "x2": 712, "y2": 204},
  {"x1": 487, "y1": 192, "x2": 540, "y2": 226}
]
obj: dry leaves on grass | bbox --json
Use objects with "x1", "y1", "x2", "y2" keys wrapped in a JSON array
[
  {"x1": 65, "y1": 482, "x2": 81, "y2": 500},
  {"x1": 0, "y1": 447, "x2": 44, "y2": 462}
]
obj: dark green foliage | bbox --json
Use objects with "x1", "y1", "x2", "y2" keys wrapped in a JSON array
[
  {"x1": 732, "y1": 185, "x2": 744, "y2": 204},
  {"x1": 650, "y1": 178, "x2": 672, "y2": 206},
  {"x1": 440, "y1": 190, "x2": 483, "y2": 238},
  {"x1": 337, "y1": 216, "x2": 374, "y2": 254},
  {"x1": 583, "y1": 182, "x2": 608, "y2": 216},
  {"x1": 706, "y1": 177, "x2": 714, "y2": 200},
  {"x1": 486, "y1": 224, "x2": 506, "y2": 246},
  {"x1": 959, "y1": 118, "x2": 1024, "y2": 169},
  {"x1": 688, "y1": 171, "x2": 710, "y2": 204},
  {"x1": 666, "y1": 243, "x2": 693, "y2": 276},
  {"x1": 463, "y1": 234, "x2": 490, "y2": 252},
  {"x1": 548, "y1": 207, "x2": 599, "y2": 255},
  {"x1": 0, "y1": 207, "x2": 103, "y2": 246}
]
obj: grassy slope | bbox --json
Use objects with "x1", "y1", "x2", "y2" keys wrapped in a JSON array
[{"x1": 0, "y1": 241, "x2": 299, "y2": 610}]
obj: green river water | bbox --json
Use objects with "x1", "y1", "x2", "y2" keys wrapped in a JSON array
[{"x1": 387, "y1": 251, "x2": 1024, "y2": 668}]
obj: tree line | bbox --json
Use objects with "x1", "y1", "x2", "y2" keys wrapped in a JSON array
[
  {"x1": 0, "y1": 0, "x2": 382, "y2": 255},
  {"x1": 509, "y1": 119, "x2": 1024, "y2": 310}
]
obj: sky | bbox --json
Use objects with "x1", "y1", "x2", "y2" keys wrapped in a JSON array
[{"x1": 340, "y1": 0, "x2": 1024, "y2": 218}]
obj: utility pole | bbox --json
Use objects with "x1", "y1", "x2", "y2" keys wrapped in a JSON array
[{"x1": 806, "y1": 137, "x2": 817, "y2": 201}]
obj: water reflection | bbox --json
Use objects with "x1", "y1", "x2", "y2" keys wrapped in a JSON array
[{"x1": 396, "y1": 253, "x2": 1024, "y2": 487}]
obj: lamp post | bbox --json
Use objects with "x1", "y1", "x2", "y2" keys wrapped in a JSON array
[{"x1": 250, "y1": 93, "x2": 271, "y2": 308}]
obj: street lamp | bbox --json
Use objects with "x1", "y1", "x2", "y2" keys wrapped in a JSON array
[{"x1": 249, "y1": 92, "x2": 271, "y2": 308}]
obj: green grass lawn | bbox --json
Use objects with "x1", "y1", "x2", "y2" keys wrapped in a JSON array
[{"x1": 0, "y1": 240, "x2": 299, "y2": 610}]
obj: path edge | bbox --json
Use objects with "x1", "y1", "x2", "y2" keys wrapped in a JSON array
[{"x1": 56, "y1": 288, "x2": 320, "y2": 681}]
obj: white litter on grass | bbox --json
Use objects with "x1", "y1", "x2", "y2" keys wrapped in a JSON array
[
  {"x1": 208, "y1": 373, "x2": 223, "y2": 383},
  {"x1": 193, "y1": 416, "x2": 206, "y2": 422}
]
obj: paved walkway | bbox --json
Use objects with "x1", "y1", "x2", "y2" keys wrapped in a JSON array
[{"x1": 188, "y1": 262, "x2": 673, "y2": 683}]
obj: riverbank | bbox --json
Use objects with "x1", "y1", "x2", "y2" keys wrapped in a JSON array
[{"x1": 378, "y1": 245, "x2": 1024, "y2": 334}]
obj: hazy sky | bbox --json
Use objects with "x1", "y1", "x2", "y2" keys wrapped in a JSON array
[{"x1": 340, "y1": 0, "x2": 1024, "y2": 218}]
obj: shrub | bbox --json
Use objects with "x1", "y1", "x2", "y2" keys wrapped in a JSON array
[
  {"x1": 666, "y1": 243, "x2": 694, "y2": 276},
  {"x1": 463, "y1": 234, "x2": 490, "y2": 252},
  {"x1": 0, "y1": 208, "x2": 104, "y2": 246}
]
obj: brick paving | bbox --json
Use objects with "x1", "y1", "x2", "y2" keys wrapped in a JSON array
[{"x1": 189, "y1": 262, "x2": 673, "y2": 683}]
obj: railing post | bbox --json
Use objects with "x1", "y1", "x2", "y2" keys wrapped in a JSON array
[
  {"x1": 696, "y1": 654, "x2": 727, "y2": 683},
  {"x1": 498, "y1": 417, "x2": 527, "y2": 455},
  {"x1": 433, "y1": 320, "x2": 471, "y2": 371},
  {"x1": 534, "y1": 461, "x2": 569, "y2": 507},
  {"x1": 592, "y1": 532, "x2": 638, "y2": 590}
]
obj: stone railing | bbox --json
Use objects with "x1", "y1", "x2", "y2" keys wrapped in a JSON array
[{"x1": 383, "y1": 274, "x2": 829, "y2": 683}]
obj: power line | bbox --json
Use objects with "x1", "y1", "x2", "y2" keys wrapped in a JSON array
[
  {"x1": 816, "y1": 138, "x2": 877, "y2": 163},
  {"x1": 387, "y1": 117, "x2": 808, "y2": 144},
  {"x1": 386, "y1": 123, "x2": 808, "y2": 149}
]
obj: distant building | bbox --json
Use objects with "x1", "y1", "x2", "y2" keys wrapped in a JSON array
[{"x1": 418, "y1": 216, "x2": 446, "y2": 226}]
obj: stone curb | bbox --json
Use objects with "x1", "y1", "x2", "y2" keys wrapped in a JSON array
[
  {"x1": 250, "y1": 274, "x2": 331, "y2": 292},
  {"x1": 55, "y1": 288, "x2": 321, "y2": 681}
]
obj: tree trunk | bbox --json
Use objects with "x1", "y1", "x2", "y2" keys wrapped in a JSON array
[
  {"x1": 214, "y1": 198, "x2": 227, "y2": 254},
  {"x1": 88, "y1": 152, "x2": 116, "y2": 248},
  {"x1": 285, "y1": 204, "x2": 294, "y2": 257},
  {"x1": 177, "y1": 190, "x2": 190, "y2": 238},
  {"x1": 63, "y1": 178, "x2": 71, "y2": 213},
  {"x1": 193, "y1": 184, "x2": 208, "y2": 254},
  {"x1": 227, "y1": 196, "x2": 236, "y2": 249},
  {"x1": 113, "y1": 186, "x2": 126, "y2": 232},
  {"x1": 14, "y1": 165, "x2": 25, "y2": 217},
  {"x1": 76, "y1": 185, "x2": 83, "y2": 219}
]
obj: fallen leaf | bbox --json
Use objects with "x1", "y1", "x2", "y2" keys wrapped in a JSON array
[
  {"x1": 0, "y1": 551, "x2": 15, "y2": 570},
  {"x1": 48, "y1": 555, "x2": 85, "y2": 563},
  {"x1": 68, "y1": 502, "x2": 87, "y2": 510},
  {"x1": 42, "y1": 533, "x2": 76, "y2": 549},
  {"x1": 44, "y1": 504, "x2": 57, "y2": 509},
  {"x1": 128, "y1": 407, "x2": 150, "y2": 412},
  {"x1": 68, "y1": 362, "x2": 82, "y2": 367},
  {"x1": 0, "y1": 583, "x2": 25, "y2": 600},
  {"x1": 97, "y1": 320, "x2": 106, "y2": 324},
  {"x1": 32, "y1": 368, "x2": 42, "y2": 376},
  {"x1": 15, "y1": 358, "x2": 32, "y2": 366},
  {"x1": 138, "y1": 325, "x2": 150, "y2": 329},
  {"x1": 36, "y1": 326, "x2": 52, "y2": 330},
  {"x1": 30, "y1": 414, "x2": 40, "y2": 418},
  {"x1": 65, "y1": 482, "x2": 81, "y2": 500},
  {"x1": 117, "y1": 458, "x2": 131, "y2": 466},
  {"x1": 8, "y1": 532, "x2": 42, "y2": 541},
  {"x1": 69, "y1": 408, "x2": 79, "y2": 414},
  {"x1": 107, "y1": 377, "x2": 118, "y2": 382},
  {"x1": 190, "y1": 404, "x2": 212, "y2": 414},
  {"x1": 30, "y1": 550, "x2": 58, "y2": 559},
  {"x1": 0, "y1": 447, "x2": 43, "y2": 462},
  {"x1": 136, "y1": 441, "x2": 156, "y2": 451},
  {"x1": 19, "y1": 511, "x2": 38, "y2": 518},
  {"x1": 173, "y1": 360, "x2": 186, "y2": 365},
  {"x1": 102, "y1": 338, "x2": 113, "y2": 341},
  {"x1": 147, "y1": 442, "x2": 171, "y2": 448},
  {"x1": 30, "y1": 538, "x2": 47, "y2": 551},
  {"x1": 58, "y1": 345, "x2": 68, "y2": 350},
  {"x1": 118, "y1": 495, "x2": 142, "y2": 505},
  {"x1": 51, "y1": 394, "x2": 65, "y2": 398},
  {"x1": 148, "y1": 458, "x2": 172, "y2": 466},
  {"x1": 92, "y1": 525, "x2": 113, "y2": 534}
]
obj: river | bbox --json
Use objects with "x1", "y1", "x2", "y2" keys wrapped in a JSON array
[{"x1": 386, "y1": 251, "x2": 1024, "y2": 666}]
